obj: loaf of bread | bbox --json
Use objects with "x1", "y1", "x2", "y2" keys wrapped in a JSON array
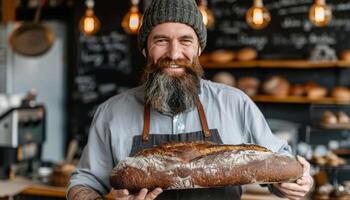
[
  {"x1": 262, "y1": 75, "x2": 290, "y2": 97},
  {"x1": 110, "y1": 141, "x2": 303, "y2": 192}
]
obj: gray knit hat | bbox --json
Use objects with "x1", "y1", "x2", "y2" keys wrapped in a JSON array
[{"x1": 138, "y1": 0, "x2": 207, "y2": 51}]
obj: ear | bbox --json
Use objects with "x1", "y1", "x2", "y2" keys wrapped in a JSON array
[
  {"x1": 198, "y1": 47, "x2": 202, "y2": 56},
  {"x1": 142, "y1": 49, "x2": 146, "y2": 57}
]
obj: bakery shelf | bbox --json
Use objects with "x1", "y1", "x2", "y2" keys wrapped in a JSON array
[
  {"x1": 202, "y1": 60, "x2": 350, "y2": 69},
  {"x1": 251, "y1": 95, "x2": 350, "y2": 105}
]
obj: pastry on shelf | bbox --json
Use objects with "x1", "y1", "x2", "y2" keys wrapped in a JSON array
[
  {"x1": 325, "y1": 152, "x2": 346, "y2": 167},
  {"x1": 199, "y1": 53, "x2": 210, "y2": 63},
  {"x1": 331, "y1": 87, "x2": 350, "y2": 102},
  {"x1": 337, "y1": 112, "x2": 350, "y2": 124},
  {"x1": 236, "y1": 47, "x2": 257, "y2": 61},
  {"x1": 210, "y1": 50, "x2": 236, "y2": 63},
  {"x1": 329, "y1": 185, "x2": 350, "y2": 200},
  {"x1": 289, "y1": 84, "x2": 305, "y2": 97},
  {"x1": 320, "y1": 111, "x2": 350, "y2": 129},
  {"x1": 212, "y1": 72, "x2": 236, "y2": 87},
  {"x1": 237, "y1": 77, "x2": 260, "y2": 97},
  {"x1": 321, "y1": 111, "x2": 338, "y2": 125},
  {"x1": 339, "y1": 49, "x2": 350, "y2": 61},
  {"x1": 311, "y1": 152, "x2": 346, "y2": 167},
  {"x1": 304, "y1": 81, "x2": 320, "y2": 92},
  {"x1": 312, "y1": 154, "x2": 328, "y2": 166},
  {"x1": 307, "y1": 86, "x2": 328, "y2": 100},
  {"x1": 313, "y1": 183, "x2": 333, "y2": 200},
  {"x1": 262, "y1": 75, "x2": 290, "y2": 97}
]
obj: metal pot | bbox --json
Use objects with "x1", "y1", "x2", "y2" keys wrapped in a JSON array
[{"x1": 9, "y1": 0, "x2": 55, "y2": 57}]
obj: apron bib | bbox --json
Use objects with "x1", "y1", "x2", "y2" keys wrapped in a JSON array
[{"x1": 129, "y1": 99, "x2": 242, "y2": 200}]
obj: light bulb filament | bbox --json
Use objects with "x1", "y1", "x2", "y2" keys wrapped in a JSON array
[
  {"x1": 253, "y1": 8, "x2": 263, "y2": 25},
  {"x1": 315, "y1": 6, "x2": 325, "y2": 22}
]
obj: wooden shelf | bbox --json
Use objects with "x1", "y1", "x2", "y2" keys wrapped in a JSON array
[
  {"x1": 252, "y1": 95, "x2": 350, "y2": 105},
  {"x1": 202, "y1": 60, "x2": 350, "y2": 69}
]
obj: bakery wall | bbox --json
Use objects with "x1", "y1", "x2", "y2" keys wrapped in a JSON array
[{"x1": 66, "y1": 0, "x2": 350, "y2": 151}]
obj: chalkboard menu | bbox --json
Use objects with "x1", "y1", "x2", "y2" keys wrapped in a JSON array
[
  {"x1": 206, "y1": 0, "x2": 350, "y2": 59},
  {"x1": 78, "y1": 31, "x2": 131, "y2": 75}
]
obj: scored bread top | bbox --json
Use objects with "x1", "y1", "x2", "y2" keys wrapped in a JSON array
[{"x1": 135, "y1": 141, "x2": 271, "y2": 162}]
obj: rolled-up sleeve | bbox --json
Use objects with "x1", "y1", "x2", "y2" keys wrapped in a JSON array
[
  {"x1": 243, "y1": 96, "x2": 291, "y2": 154},
  {"x1": 67, "y1": 103, "x2": 114, "y2": 196}
]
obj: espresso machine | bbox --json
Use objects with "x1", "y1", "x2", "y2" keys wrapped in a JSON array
[{"x1": 0, "y1": 105, "x2": 46, "y2": 179}]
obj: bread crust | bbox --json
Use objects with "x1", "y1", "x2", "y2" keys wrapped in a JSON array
[{"x1": 110, "y1": 141, "x2": 303, "y2": 192}]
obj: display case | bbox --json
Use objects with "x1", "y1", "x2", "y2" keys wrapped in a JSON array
[{"x1": 306, "y1": 104, "x2": 350, "y2": 185}]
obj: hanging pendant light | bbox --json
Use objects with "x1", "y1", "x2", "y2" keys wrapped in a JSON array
[
  {"x1": 246, "y1": 0, "x2": 271, "y2": 30},
  {"x1": 79, "y1": 0, "x2": 100, "y2": 36},
  {"x1": 309, "y1": 0, "x2": 332, "y2": 27},
  {"x1": 122, "y1": 0, "x2": 142, "y2": 34},
  {"x1": 198, "y1": 0, "x2": 215, "y2": 28}
]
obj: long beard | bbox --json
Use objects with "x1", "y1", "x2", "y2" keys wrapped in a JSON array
[{"x1": 142, "y1": 57, "x2": 203, "y2": 115}]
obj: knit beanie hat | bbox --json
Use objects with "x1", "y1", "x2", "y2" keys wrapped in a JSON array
[{"x1": 138, "y1": 0, "x2": 207, "y2": 51}]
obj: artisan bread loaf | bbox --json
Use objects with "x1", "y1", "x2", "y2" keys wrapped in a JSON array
[{"x1": 110, "y1": 141, "x2": 303, "y2": 192}]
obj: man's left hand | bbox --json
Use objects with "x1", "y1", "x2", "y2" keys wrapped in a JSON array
[{"x1": 273, "y1": 155, "x2": 314, "y2": 200}]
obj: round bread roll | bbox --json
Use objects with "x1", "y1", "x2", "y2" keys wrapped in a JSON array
[
  {"x1": 330, "y1": 185, "x2": 350, "y2": 200},
  {"x1": 236, "y1": 48, "x2": 257, "y2": 61},
  {"x1": 337, "y1": 111, "x2": 350, "y2": 124},
  {"x1": 289, "y1": 84, "x2": 305, "y2": 96},
  {"x1": 237, "y1": 77, "x2": 260, "y2": 96},
  {"x1": 262, "y1": 76, "x2": 290, "y2": 97},
  {"x1": 210, "y1": 50, "x2": 236, "y2": 63},
  {"x1": 212, "y1": 72, "x2": 236, "y2": 87},
  {"x1": 307, "y1": 87, "x2": 327, "y2": 99},
  {"x1": 304, "y1": 82, "x2": 319, "y2": 93},
  {"x1": 340, "y1": 49, "x2": 350, "y2": 61},
  {"x1": 331, "y1": 87, "x2": 350, "y2": 101},
  {"x1": 199, "y1": 53, "x2": 210, "y2": 64},
  {"x1": 321, "y1": 111, "x2": 337, "y2": 125}
]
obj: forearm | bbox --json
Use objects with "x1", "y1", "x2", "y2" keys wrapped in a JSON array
[{"x1": 67, "y1": 185, "x2": 104, "y2": 200}]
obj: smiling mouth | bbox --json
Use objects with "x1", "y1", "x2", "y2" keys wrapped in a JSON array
[{"x1": 162, "y1": 64, "x2": 185, "y2": 75}]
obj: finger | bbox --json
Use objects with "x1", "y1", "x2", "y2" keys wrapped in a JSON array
[
  {"x1": 280, "y1": 182, "x2": 309, "y2": 193},
  {"x1": 278, "y1": 186, "x2": 306, "y2": 198},
  {"x1": 111, "y1": 189, "x2": 130, "y2": 197},
  {"x1": 296, "y1": 177, "x2": 308, "y2": 185},
  {"x1": 145, "y1": 188, "x2": 163, "y2": 200},
  {"x1": 297, "y1": 155, "x2": 310, "y2": 174},
  {"x1": 134, "y1": 188, "x2": 148, "y2": 200}
]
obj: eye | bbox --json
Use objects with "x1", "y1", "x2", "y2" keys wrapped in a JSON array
[
  {"x1": 181, "y1": 39, "x2": 193, "y2": 46},
  {"x1": 155, "y1": 39, "x2": 168, "y2": 45}
]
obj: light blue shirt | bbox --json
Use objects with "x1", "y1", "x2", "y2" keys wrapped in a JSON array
[{"x1": 68, "y1": 79, "x2": 291, "y2": 195}]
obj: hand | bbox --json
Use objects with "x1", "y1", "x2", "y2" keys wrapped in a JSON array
[
  {"x1": 273, "y1": 156, "x2": 314, "y2": 200},
  {"x1": 111, "y1": 188, "x2": 163, "y2": 200}
]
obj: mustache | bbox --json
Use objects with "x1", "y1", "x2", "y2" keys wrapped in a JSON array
[{"x1": 156, "y1": 58, "x2": 193, "y2": 69}]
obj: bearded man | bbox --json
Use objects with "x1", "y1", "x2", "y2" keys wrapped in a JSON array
[{"x1": 67, "y1": 0, "x2": 313, "y2": 199}]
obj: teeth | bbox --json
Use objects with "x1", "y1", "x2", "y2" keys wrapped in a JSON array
[{"x1": 170, "y1": 64, "x2": 178, "y2": 68}]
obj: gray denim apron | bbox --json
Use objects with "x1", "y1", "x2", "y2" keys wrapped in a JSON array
[{"x1": 129, "y1": 99, "x2": 242, "y2": 200}]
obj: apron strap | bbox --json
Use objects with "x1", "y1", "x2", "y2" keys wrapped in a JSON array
[
  {"x1": 195, "y1": 98, "x2": 211, "y2": 137},
  {"x1": 142, "y1": 103, "x2": 151, "y2": 141},
  {"x1": 142, "y1": 98, "x2": 212, "y2": 142}
]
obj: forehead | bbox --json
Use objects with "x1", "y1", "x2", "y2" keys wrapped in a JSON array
[{"x1": 148, "y1": 22, "x2": 198, "y2": 39}]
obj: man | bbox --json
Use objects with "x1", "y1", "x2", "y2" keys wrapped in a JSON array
[{"x1": 68, "y1": 0, "x2": 313, "y2": 199}]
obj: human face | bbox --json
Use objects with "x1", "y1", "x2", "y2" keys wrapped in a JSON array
[{"x1": 146, "y1": 22, "x2": 201, "y2": 76}]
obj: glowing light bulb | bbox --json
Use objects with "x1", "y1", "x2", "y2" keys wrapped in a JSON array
[
  {"x1": 246, "y1": 0, "x2": 271, "y2": 30},
  {"x1": 309, "y1": 0, "x2": 332, "y2": 27},
  {"x1": 122, "y1": 5, "x2": 142, "y2": 34},
  {"x1": 79, "y1": 0, "x2": 100, "y2": 36},
  {"x1": 198, "y1": 0, "x2": 215, "y2": 28}
]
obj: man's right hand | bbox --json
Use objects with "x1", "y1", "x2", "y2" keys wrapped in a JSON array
[{"x1": 111, "y1": 188, "x2": 163, "y2": 200}]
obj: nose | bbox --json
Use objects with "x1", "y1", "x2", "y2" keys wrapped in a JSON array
[{"x1": 167, "y1": 40, "x2": 183, "y2": 60}]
